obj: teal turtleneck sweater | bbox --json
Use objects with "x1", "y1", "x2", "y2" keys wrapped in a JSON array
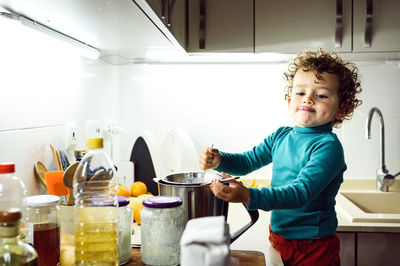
[{"x1": 216, "y1": 123, "x2": 346, "y2": 239}]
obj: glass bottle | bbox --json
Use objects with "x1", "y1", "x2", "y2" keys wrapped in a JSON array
[
  {"x1": 0, "y1": 209, "x2": 38, "y2": 265},
  {"x1": 140, "y1": 196, "x2": 186, "y2": 266},
  {"x1": 73, "y1": 150, "x2": 119, "y2": 265},
  {"x1": 25, "y1": 195, "x2": 60, "y2": 266}
]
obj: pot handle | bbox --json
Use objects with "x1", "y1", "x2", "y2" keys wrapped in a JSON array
[{"x1": 230, "y1": 205, "x2": 259, "y2": 243}]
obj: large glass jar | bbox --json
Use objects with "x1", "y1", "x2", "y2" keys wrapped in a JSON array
[
  {"x1": 140, "y1": 196, "x2": 186, "y2": 266},
  {"x1": 25, "y1": 195, "x2": 60, "y2": 266},
  {"x1": 73, "y1": 150, "x2": 118, "y2": 265},
  {"x1": 117, "y1": 196, "x2": 133, "y2": 265}
]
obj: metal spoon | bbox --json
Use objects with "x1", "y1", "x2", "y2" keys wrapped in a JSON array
[
  {"x1": 201, "y1": 144, "x2": 214, "y2": 183},
  {"x1": 203, "y1": 176, "x2": 240, "y2": 186}
]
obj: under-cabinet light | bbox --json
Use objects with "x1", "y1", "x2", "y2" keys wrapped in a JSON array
[{"x1": 0, "y1": 8, "x2": 100, "y2": 60}]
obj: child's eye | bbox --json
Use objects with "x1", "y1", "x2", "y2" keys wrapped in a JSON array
[
  {"x1": 295, "y1": 92, "x2": 305, "y2": 96},
  {"x1": 316, "y1": 94, "x2": 328, "y2": 99}
]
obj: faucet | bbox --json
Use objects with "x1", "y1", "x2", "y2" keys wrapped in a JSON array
[{"x1": 365, "y1": 107, "x2": 400, "y2": 192}]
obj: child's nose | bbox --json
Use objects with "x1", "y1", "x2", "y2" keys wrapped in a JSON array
[{"x1": 303, "y1": 95, "x2": 314, "y2": 104}]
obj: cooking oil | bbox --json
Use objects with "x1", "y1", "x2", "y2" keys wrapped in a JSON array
[{"x1": 74, "y1": 208, "x2": 118, "y2": 265}]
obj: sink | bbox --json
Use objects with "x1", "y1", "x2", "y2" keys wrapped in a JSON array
[{"x1": 336, "y1": 191, "x2": 400, "y2": 223}]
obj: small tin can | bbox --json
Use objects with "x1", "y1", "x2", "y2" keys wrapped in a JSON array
[{"x1": 140, "y1": 196, "x2": 186, "y2": 266}]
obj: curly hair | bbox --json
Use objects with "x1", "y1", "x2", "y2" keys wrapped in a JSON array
[{"x1": 284, "y1": 49, "x2": 362, "y2": 127}]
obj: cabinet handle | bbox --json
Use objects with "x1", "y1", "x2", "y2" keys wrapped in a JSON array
[
  {"x1": 335, "y1": 0, "x2": 343, "y2": 48},
  {"x1": 167, "y1": 0, "x2": 176, "y2": 27},
  {"x1": 364, "y1": 0, "x2": 373, "y2": 47},
  {"x1": 199, "y1": 0, "x2": 206, "y2": 49},
  {"x1": 161, "y1": 0, "x2": 167, "y2": 19}
]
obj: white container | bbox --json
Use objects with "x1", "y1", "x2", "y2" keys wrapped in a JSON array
[{"x1": 140, "y1": 196, "x2": 186, "y2": 266}]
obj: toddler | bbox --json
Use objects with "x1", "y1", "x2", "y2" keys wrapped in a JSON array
[{"x1": 199, "y1": 49, "x2": 362, "y2": 265}]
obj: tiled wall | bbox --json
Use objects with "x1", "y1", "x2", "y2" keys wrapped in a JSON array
[{"x1": 0, "y1": 21, "x2": 119, "y2": 196}]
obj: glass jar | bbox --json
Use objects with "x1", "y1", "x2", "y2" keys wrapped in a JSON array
[
  {"x1": 0, "y1": 209, "x2": 38, "y2": 265},
  {"x1": 140, "y1": 196, "x2": 186, "y2": 266},
  {"x1": 73, "y1": 150, "x2": 119, "y2": 265},
  {"x1": 117, "y1": 196, "x2": 133, "y2": 265},
  {"x1": 25, "y1": 195, "x2": 60, "y2": 266}
]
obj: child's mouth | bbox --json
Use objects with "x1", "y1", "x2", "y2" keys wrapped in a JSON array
[{"x1": 298, "y1": 106, "x2": 315, "y2": 112}]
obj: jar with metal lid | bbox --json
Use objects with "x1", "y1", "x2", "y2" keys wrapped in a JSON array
[
  {"x1": 117, "y1": 196, "x2": 133, "y2": 265},
  {"x1": 25, "y1": 195, "x2": 60, "y2": 266},
  {"x1": 140, "y1": 196, "x2": 186, "y2": 266}
]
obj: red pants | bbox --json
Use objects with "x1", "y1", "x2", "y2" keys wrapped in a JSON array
[{"x1": 269, "y1": 225, "x2": 340, "y2": 266}]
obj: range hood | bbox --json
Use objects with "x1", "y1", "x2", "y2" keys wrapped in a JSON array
[{"x1": 0, "y1": 0, "x2": 186, "y2": 64}]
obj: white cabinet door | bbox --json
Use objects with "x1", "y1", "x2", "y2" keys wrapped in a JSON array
[
  {"x1": 187, "y1": 0, "x2": 253, "y2": 53},
  {"x1": 353, "y1": 0, "x2": 400, "y2": 52},
  {"x1": 255, "y1": 0, "x2": 352, "y2": 53}
]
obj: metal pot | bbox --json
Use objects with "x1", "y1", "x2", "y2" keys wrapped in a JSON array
[{"x1": 154, "y1": 172, "x2": 259, "y2": 243}]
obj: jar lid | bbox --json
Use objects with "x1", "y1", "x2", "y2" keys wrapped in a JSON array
[
  {"x1": 0, "y1": 163, "x2": 15, "y2": 174},
  {"x1": 117, "y1": 196, "x2": 130, "y2": 207},
  {"x1": 26, "y1": 195, "x2": 60, "y2": 207},
  {"x1": 0, "y1": 208, "x2": 21, "y2": 223},
  {"x1": 143, "y1": 196, "x2": 182, "y2": 208},
  {"x1": 87, "y1": 138, "x2": 104, "y2": 149}
]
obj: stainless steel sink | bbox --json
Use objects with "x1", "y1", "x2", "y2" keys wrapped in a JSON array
[{"x1": 336, "y1": 191, "x2": 400, "y2": 223}]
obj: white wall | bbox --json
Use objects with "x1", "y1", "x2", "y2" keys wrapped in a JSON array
[
  {"x1": 119, "y1": 61, "x2": 400, "y2": 180},
  {"x1": 0, "y1": 18, "x2": 119, "y2": 196}
]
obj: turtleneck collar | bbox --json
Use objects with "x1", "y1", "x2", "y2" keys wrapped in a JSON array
[{"x1": 293, "y1": 122, "x2": 333, "y2": 134}]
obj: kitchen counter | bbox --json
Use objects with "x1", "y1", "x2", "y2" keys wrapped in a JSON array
[{"x1": 125, "y1": 248, "x2": 265, "y2": 266}]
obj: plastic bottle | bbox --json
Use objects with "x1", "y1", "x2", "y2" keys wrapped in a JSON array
[
  {"x1": 0, "y1": 163, "x2": 27, "y2": 213},
  {"x1": 73, "y1": 149, "x2": 119, "y2": 265},
  {"x1": 0, "y1": 209, "x2": 38, "y2": 265}
]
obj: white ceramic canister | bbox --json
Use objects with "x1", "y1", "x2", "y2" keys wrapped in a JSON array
[{"x1": 140, "y1": 196, "x2": 186, "y2": 266}]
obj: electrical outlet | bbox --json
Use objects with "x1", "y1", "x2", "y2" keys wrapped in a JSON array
[{"x1": 65, "y1": 121, "x2": 78, "y2": 150}]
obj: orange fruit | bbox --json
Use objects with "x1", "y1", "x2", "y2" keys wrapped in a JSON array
[
  {"x1": 130, "y1": 181, "x2": 148, "y2": 197},
  {"x1": 117, "y1": 184, "x2": 131, "y2": 197}
]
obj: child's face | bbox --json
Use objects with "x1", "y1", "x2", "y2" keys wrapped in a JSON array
[{"x1": 288, "y1": 69, "x2": 342, "y2": 128}]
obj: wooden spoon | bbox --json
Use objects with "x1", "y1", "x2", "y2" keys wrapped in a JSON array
[
  {"x1": 63, "y1": 162, "x2": 79, "y2": 206},
  {"x1": 34, "y1": 161, "x2": 48, "y2": 190}
]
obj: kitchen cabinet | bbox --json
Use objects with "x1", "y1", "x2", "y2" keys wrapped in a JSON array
[
  {"x1": 353, "y1": 0, "x2": 400, "y2": 52},
  {"x1": 187, "y1": 0, "x2": 253, "y2": 53},
  {"x1": 255, "y1": 0, "x2": 352, "y2": 53},
  {"x1": 145, "y1": 0, "x2": 187, "y2": 49},
  {"x1": 337, "y1": 232, "x2": 400, "y2": 266}
]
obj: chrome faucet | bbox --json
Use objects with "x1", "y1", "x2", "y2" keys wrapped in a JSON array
[{"x1": 365, "y1": 107, "x2": 400, "y2": 191}]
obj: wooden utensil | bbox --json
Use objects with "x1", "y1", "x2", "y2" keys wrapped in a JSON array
[
  {"x1": 63, "y1": 162, "x2": 79, "y2": 206},
  {"x1": 34, "y1": 161, "x2": 48, "y2": 190},
  {"x1": 50, "y1": 144, "x2": 60, "y2": 171}
]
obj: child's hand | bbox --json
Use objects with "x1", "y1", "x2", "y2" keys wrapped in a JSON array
[
  {"x1": 199, "y1": 147, "x2": 222, "y2": 170},
  {"x1": 210, "y1": 173, "x2": 249, "y2": 205}
]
